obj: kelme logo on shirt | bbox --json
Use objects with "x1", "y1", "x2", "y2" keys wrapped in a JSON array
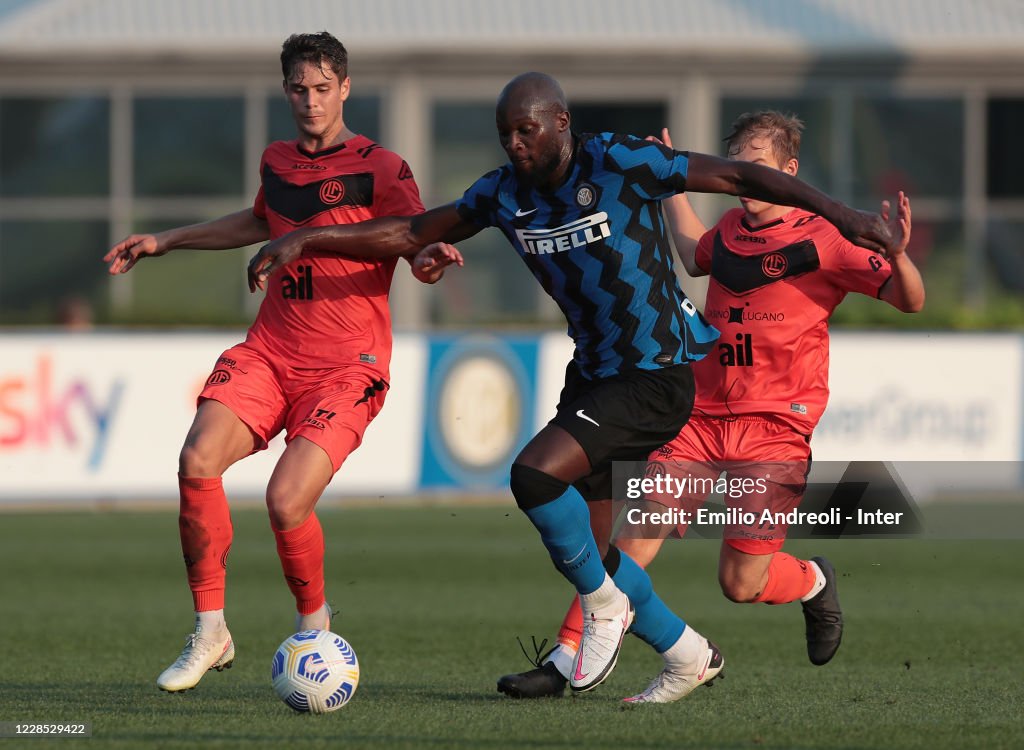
[{"x1": 514, "y1": 212, "x2": 611, "y2": 255}]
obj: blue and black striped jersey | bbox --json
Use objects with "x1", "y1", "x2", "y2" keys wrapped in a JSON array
[{"x1": 455, "y1": 132, "x2": 719, "y2": 379}]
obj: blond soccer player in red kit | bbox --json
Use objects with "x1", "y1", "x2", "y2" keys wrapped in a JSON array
[
  {"x1": 498, "y1": 111, "x2": 923, "y2": 703},
  {"x1": 104, "y1": 32, "x2": 455, "y2": 692}
]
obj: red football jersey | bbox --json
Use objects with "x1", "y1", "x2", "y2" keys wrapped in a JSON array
[
  {"x1": 692, "y1": 207, "x2": 892, "y2": 432},
  {"x1": 247, "y1": 135, "x2": 424, "y2": 372}
]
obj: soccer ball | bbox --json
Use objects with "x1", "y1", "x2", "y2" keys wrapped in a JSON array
[{"x1": 271, "y1": 630, "x2": 360, "y2": 713}]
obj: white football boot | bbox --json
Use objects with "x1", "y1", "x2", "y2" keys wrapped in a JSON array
[
  {"x1": 623, "y1": 634, "x2": 724, "y2": 704},
  {"x1": 156, "y1": 624, "x2": 235, "y2": 692},
  {"x1": 570, "y1": 581, "x2": 634, "y2": 692}
]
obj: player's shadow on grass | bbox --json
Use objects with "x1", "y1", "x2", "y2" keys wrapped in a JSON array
[{"x1": 362, "y1": 683, "x2": 507, "y2": 703}]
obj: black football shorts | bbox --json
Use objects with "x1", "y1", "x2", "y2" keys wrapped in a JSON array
[{"x1": 548, "y1": 361, "x2": 695, "y2": 501}]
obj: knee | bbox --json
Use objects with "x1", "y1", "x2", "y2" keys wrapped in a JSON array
[
  {"x1": 179, "y1": 438, "x2": 224, "y2": 478},
  {"x1": 719, "y1": 575, "x2": 760, "y2": 603},
  {"x1": 266, "y1": 496, "x2": 308, "y2": 532},
  {"x1": 509, "y1": 463, "x2": 568, "y2": 511},
  {"x1": 265, "y1": 477, "x2": 312, "y2": 531}
]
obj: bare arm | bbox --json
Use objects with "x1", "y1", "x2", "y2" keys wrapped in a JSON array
[
  {"x1": 663, "y1": 194, "x2": 707, "y2": 278},
  {"x1": 104, "y1": 209, "x2": 269, "y2": 274},
  {"x1": 683, "y1": 152, "x2": 893, "y2": 253},
  {"x1": 649, "y1": 128, "x2": 708, "y2": 277},
  {"x1": 247, "y1": 203, "x2": 481, "y2": 292},
  {"x1": 878, "y1": 192, "x2": 925, "y2": 312}
]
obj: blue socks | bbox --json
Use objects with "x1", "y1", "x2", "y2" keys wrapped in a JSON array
[
  {"x1": 511, "y1": 463, "x2": 687, "y2": 653},
  {"x1": 523, "y1": 485, "x2": 606, "y2": 595},
  {"x1": 607, "y1": 546, "x2": 686, "y2": 653}
]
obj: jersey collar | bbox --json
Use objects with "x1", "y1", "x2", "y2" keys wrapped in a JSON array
[
  {"x1": 296, "y1": 134, "x2": 366, "y2": 160},
  {"x1": 740, "y1": 215, "x2": 786, "y2": 233}
]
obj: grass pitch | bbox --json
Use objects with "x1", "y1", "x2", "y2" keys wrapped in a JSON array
[{"x1": 1, "y1": 505, "x2": 1021, "y2": 749}]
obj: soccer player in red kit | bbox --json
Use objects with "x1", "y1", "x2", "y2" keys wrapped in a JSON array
[
  {"x1": 498, "y1": 111, "x2": 923, "y2": 703},
  {"x1": 104, "y1": 32, "x2": 452, "y2": 692}
]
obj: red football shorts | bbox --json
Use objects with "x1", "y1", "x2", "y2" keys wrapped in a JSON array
[
  {"x1": 643, "y1": 415, "x2": 812, "y2": 554},
  {"x1": 197, "y1": 340, "x2": 388, "y2": 473}
]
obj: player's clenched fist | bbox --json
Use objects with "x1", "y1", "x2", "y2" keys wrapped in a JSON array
[
  {"x1": 248, "y1": 233, "x2": 304, "y2": 293},
  {"x1": 411, "y1": 243, "x2": 464, "y2": 285}
]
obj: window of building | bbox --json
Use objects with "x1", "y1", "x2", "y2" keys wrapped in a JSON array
[
  {"x1": 0, "y1": 220, "x2": 109, "y2": 324},
  {"x1": 133, "y1": 97, "x2": 245, "y2": 196},
  {"x1": 984, "y1": 219, "x2": 1024, "y2": 310},
  {"x1": 569, "y1": 102, "x2": 666, "y2": 140},
  {"x1": 852, "y1": 97, "x2": 963, "y2": 205},
  {"x1": 0, "y1": 96, "x2": 110, "y2": 197},
  {"x1": 987, "y1": 98, "x2": 1024, "y2": 198}
]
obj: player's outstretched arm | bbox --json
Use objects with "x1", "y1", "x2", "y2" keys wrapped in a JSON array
[
  {"x1": 247, "y1": 203, "x2": 480, "y2": 292},
  {"x1": 878, "y1": 192, "x2": 925, "y2": 313},
  {"x1": 683, "y1": 152, "x2": 892, "y2": 254},
  {"x1": 663, "y1": 194, "x2": 707, "y2": 278},
  {"x1": 104, "y1": 209, "x2": 269, "y2": 275},
  {"x1": 652, "y1": 129, "x2": 707, "y2": 277},
  {"x1": 410, "y1": 242, "x2": 465, "y2": 284}
]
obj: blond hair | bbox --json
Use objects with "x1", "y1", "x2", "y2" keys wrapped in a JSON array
[{"x1": 724, "y1": 111, "x2": 803, "y2": 165}]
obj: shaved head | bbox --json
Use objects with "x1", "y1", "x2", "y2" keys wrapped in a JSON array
[
  {"x1": 495, "y1": 72, "x2": 574, "y2": 191},
  {"x1": 497, "y1": 72, "x2": 568, "y2": 118}
]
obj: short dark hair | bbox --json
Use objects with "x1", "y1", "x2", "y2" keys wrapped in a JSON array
[
  {"x1": 280, "y1": 32, "x2": 348, "y2": 82},
  {"x1": 724, "y1": 111, "x2": 803, "y2": 165}
]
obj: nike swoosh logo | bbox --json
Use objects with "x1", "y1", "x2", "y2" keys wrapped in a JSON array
[
  {"x1": 696, "y1": 651, "x2": 711, "y2": 681},
  {"x1": 515, "y1": 208, "x2": 538, "y2": 217},
  {"x1": 573, "y1": 658, "x2": 589, "y2": 682},
  {"x1": 215, "y1": 640, "x2": 233, "y2": 662},
  {"x1": 561, "y1": 545, "x2": 588, "y2": 566},
  {"x1": 576, "y1": 409, "x2": 599, "y2": 427}
]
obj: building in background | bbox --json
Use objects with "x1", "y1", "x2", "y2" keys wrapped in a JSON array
[{"x1": 0, "y1": 0, "x2": 1022, "y2": 330}]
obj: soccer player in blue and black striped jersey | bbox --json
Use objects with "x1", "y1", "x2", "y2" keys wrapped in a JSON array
[{"x1": 248, "y1": 72, "x2": 899, "y2": 701}]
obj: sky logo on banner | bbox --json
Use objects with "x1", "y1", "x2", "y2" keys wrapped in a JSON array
[{"x1": 0, "y1": 355, "x2": 124, "y2": 470}]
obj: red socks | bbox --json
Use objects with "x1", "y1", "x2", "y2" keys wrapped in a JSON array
[
  {"x1": 753, "y1": 552, "x2": 818, "y2": 605},
  {"x1": 177, "y1": 475, "x2": 233, "y2": 612},
  {"x1": 273, "y1": 513, "x2": 326, "y2": 616},
  {"x1": 556, "y1": 595, "x2": 584, "y2": 652},
  {"x1": 178, "y1": 475, "x2": 326, "y2": 616}
]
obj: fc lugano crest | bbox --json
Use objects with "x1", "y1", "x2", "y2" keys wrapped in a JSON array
[
  {"x1": 207, "y1": 369, "x2": 231, "y2": 385},
  {"x1": 761, "y1": 252, "x2": 788, "y2": 278},
  {"x1": 575, "y1": 183, "x2": 596, "y2": 208},
  {"x1": 319, "y1": 178, "x2": 345, "y2": 205}
]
